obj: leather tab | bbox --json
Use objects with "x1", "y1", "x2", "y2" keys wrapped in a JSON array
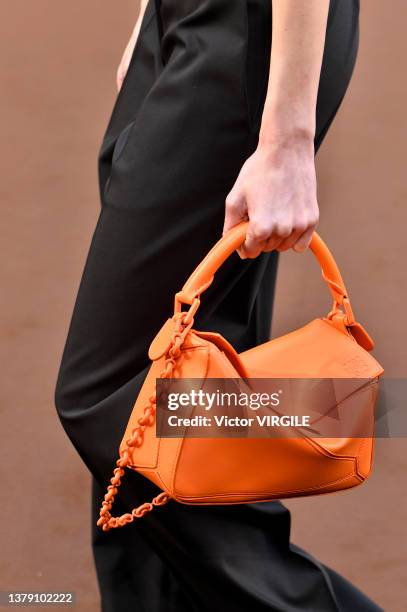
[
  {"x1": 348, "y1": 322, "x2": 375, "y2": 352},
  {"x1": 148, "y1": 318, "x2": 175, "y2": 361}
]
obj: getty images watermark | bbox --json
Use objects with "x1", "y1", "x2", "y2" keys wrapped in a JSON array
[
  {"x1": 165, "y1": 387, "x2": 310, "y2": 428},
  {"x1": 155, "y1": 377, "x2": 407, "y2": 438}
]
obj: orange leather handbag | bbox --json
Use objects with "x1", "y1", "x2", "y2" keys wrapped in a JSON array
[{"x1": 97, "y1": 222, "x2": 384, "y2": 531}]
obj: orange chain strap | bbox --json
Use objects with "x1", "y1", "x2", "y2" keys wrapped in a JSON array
[{"x1": 97, "y1": 298, "x2": 199, "y2": 531}]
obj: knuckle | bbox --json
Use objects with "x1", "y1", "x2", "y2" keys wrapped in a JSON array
[
  {"x1": 308, "y1": 209, "x2": 320, "y2": 226},
  {"x1": 312, "y1": 214, "x2": 320, "y2": 226},
  {"x1": 294, "y1": 219, "x2": 308, "y2": 234},
  {"x1": 250, "y1": 222, "x2": 270, "y2": 241},
  {"x1": 275, "y1": 223, "x2": 292, "y2": 238},
  {"x1": 296, "y1": 212, "x2": 318, "y2": 233},
  {"x1": 225, "y1": 195, "x2": 240, "y2": 209}
]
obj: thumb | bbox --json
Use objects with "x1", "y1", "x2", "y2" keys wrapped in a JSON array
[{"x1": 222, "y1": 186, "x2": 247, "y2": 236}]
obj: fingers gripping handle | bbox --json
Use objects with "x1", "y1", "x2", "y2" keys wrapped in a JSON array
[
  {"x1": 176, "y1": 221, "x2": 352, "y2": 314},
  {"x1": 175, "y1": 223, "x2": 248, "y2": 306}
]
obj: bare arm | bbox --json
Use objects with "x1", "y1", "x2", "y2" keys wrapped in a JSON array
[
  {"x1": 224, "y1": 0, "x2": 330, "y2": 257},
  {"x1": 117, "y1": 0, "x2": 149, "y2": 91}
]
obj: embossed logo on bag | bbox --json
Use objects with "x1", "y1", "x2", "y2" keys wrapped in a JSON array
[{"x1": 342, "y1": 355, "x2": 370, "y2": 375}]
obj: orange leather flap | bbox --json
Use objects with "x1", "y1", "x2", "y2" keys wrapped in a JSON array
[
  {"x1": 192, "y1": 330, "x2": 250, "y2": 379},
  {"x1": 347, "y1": 321, "x2": 375, "y2": 352},
  {"x1": 148, "y1": 318, "x2": 177, "y2": 361}
]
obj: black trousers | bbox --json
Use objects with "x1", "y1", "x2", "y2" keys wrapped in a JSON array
[{"x1": 55, "y1": 1, "x2": 382, "y2": 610}]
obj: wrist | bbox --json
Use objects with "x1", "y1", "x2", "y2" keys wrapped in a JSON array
[
  {"x1": 257, "y1": 126, "x2": 315, "y2": 154},
  {"x1": 258, "y1": 98, "x2": 316, "y2": 149}
]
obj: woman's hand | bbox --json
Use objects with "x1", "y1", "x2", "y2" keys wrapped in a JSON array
[{"x1": 223, "y1": 134, "x2": 319, "y2": 258}]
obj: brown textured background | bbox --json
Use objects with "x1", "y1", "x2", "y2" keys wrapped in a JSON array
[{"x1": 0, "y1": 1, "x2": 405, "y2": 610}]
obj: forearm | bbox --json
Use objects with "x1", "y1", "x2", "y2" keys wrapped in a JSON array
[
  {"x1": 133, "y1": 0, "x2": 149, "y2": 41},
  {"x1": 117, "y1": 0, "x2": 149, "y2": 90},
  {"x1": 259, "y1": 0, "x2": 330, "y2": 147}
]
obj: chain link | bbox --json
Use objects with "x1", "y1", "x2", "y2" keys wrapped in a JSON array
[{"x1": 97, "y1": 299, "x2": 199, "y2": 531}]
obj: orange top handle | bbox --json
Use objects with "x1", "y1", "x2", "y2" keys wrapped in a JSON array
[{"x1": 175, "y1": 221, "x2": 355, "y2": 325}]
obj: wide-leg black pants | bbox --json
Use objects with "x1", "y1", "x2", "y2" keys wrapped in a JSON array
[{"x1": 55, "y1": 0, "x2": 382, "y2": 610}]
